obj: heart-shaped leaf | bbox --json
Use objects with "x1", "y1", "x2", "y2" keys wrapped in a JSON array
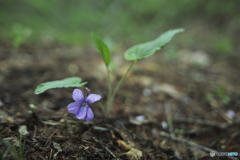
[
  {"x1": 91, "y1": 32, "x2": 111, "y2": 66},
  {"x1": 124, "y1": 28, "x2": 184, "y2": 61},
  {"x1": 35, "y1": 77, "x2": 87, "y2": 94}
]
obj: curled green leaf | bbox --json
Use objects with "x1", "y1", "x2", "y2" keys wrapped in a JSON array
[
  {"x1": 91, "y1": 32, "x2": 111, "y2": 66},
  {"x1": 35, "y1": 77, "x2": 87, "y2": 94},
  {"x1": 124, "y1": 28, "x2": 184, "y2": 61}
]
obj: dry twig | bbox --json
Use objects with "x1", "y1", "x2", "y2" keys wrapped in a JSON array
[{"x1": 92, "y1": 136, "x2": 119, "y2": 160}]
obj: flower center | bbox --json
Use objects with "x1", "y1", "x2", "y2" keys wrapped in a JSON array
[{"x1": 82, "y1": 102, "x2": 88, "y2": 107}]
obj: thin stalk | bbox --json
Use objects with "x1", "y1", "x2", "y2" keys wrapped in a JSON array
[
  {"x1": 107, "y1": 67, "x2": 112, "y2": 110},
  {"x1": 19, "y1": 134, "x2": 22, "y2": 159},
  {"x1": 107, "y1": 60, "x2": 137, "y2": 114},
  {"x1": 98, "y1": 101, "x2": 105, "y2": 114}
]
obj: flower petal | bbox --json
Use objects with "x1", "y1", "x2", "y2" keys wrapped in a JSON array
[
  {"x1": 85, "y1": 107, "x2": 94, "y2": 121},
  {"x1": 72, "y1": 89, "x2": 84, "y2": 103},
  {"x1": 67, "y1": 102, "x2": 81, "y2": 114},
  {"x1": 86, "y1": 94, "x2": 101, "y2": 104},
  {"x1": 75, "y1": 103, "x2": 88, "y2": 119}
]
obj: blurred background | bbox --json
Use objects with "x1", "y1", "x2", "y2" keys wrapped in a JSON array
[{"x1": 0, "y1": 0, "x2": 240, "y2": 57}]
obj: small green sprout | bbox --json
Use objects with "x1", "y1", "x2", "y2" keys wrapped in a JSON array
[
  {"x1": 175, "y1": 129, "x2": 184, "y2": 135},
  {"x1": 206, "y1": 87, "x2": 231, "y2": 106},
  {"x1": 216, "y1": 87, "x2": 230, "y2": 105},
  {"x1": 28, "y1": 104, "x2": 37, "y2": 114},
  {"x1": 11, "y1": 23, "x2": 32, "y2": 50},
  {"x1": 3, "y1": 134, "x2": 26, "y2": 160}
]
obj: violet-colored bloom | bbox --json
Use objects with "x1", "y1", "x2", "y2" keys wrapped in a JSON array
[{"x1": 67, "y1": 89, "x2": 101, "y2": 121}]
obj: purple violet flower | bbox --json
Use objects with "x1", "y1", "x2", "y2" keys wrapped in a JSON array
[{"x1": 67, "y1": 89, "x2": 101, "y2": 121}]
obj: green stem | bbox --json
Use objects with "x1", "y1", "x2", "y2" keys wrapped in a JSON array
[
  {"x1": 19, "y1": 134, "x2": 22, "y2": 158},
  {"x1": 98, "y1": 101, "x2": 105, "y2": 114},
  {"x1": 107, "y1": 67, "x2": 112, "y2": 111},
  {"x1": 107, "y1": 60, "x2": 137, "y2": 114}
]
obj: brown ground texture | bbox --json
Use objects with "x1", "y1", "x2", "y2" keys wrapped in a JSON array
[{"x1": 0, "y1": 44, "x2": 240, "y2": 160}]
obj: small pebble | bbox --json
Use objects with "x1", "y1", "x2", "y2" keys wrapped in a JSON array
[
  {"x1": 143, "y1": 88, "x2": 151, "y2": 97},
  {"x1": 226, "y1": 110, "x2": 235, "y2": 119},
  {"x1": 161, "y1": 121, "x2": 168, "y2": 129}
]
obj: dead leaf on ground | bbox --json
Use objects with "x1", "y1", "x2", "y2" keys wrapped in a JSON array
[
  {"x1": 152, "y1": 83, "x2": 185, "y2": 100},
  {"x1": 117, "y1": 139, "x2": 142, "y2": 160}
]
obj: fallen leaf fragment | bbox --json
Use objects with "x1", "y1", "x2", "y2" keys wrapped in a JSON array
[
  {"x1": 53, "y1": 142, "x2": 62, "y2": 160},
  {"x1": 129, "y1": 115, "x2": 147, "y2": 126},
  {"x1": 19, "y1": 125, "x2": 29, "y2": 135},
  {"x1": 117, "y1": 139, "x2": 142, "y2": 160},
  {"x1": 124, "y1": 148, "x2": 143, "y2": 160},
  {"x1": 117, "y1": 139, "x2": 131, "y2": 150},
  {"x1": 152, "y1": 83, "x2": 185, "y2": 100}
]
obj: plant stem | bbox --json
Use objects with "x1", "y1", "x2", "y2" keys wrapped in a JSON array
[
  {"x1": 107, "y1": 60, "x2": 137, "y2": 114},
  {"x1": 98, "y1": 102, "x2": 105, "y2": 114},
  {"x1": 19, "y1": 134, "x2": 22, "y2": 159},
  {"x1": 107, "y1": 67, "x2": 112, "y2": 112}
]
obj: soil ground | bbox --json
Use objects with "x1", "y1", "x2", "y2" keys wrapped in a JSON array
[{"x1": 0, "y1": 44, "x2": 240, "y2": 160}]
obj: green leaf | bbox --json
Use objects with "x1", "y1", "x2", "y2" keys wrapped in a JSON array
[
  {"x1": 91, "y1": 32, "x2": 111, "y2": 66},
  {"x1": 35, "y1": 77, "x2": 87, "y2": 94},
  {"x1": 124, "y1": 28, "x2": 184, "y2": 61}
]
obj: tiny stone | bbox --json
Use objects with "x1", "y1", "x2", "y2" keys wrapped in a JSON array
[
  {"x1": 136, "y1": 115, "x2": 145, "y2": 121},
  {"x1": 161, "y1": 121, "x2": 168, "y2": 129},
  {"x1": 226, "y1": 110, "x2": 235, "y2": 119},
  {"x1": 143, "y1": 88, "x2": 151, "y2": 97}
]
